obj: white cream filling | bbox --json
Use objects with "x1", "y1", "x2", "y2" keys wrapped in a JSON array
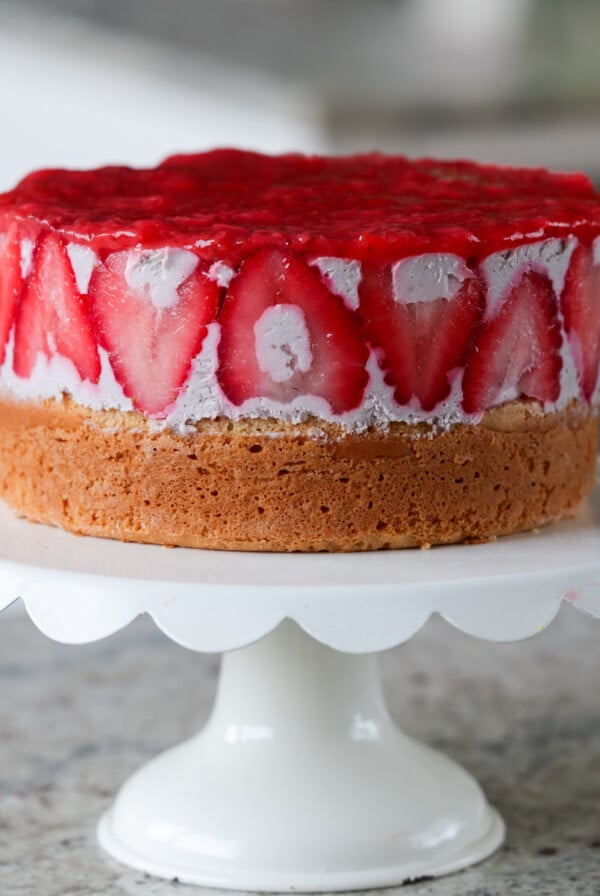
[
  {"x1": 207, "y1": 260, "x2": 236, "y2": 288},
  {"x1": 1, "y1": 239, "x2": 594, "y2": 431},
  {"x1": 123, "y1": 248, "x2": 198, "y2": 310},
  {"x1": 0, "y1": 331, "x2": 133, "y2": 413},
  {"x1": 254, "y1": 304, "x2": 313, "y2": 383},
  {"x1": 66, "y1": 243, "x2": 98, "y2": 293},
  {"x1": 392, "y1": 253, "x2": 471, "y2": 304},
  {"x1": 311, "y1": 257, "x2": 361, "y2": 310},
  {"x1": 20, "y1": 238, "x2": 35, "y2": 278}
]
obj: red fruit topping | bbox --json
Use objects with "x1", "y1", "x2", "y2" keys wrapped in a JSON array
[
  {"x1": 0, "y1": 225, "x2": 22, "y2": 366},
  {"x1": 359, "y1": 260, "x2": 485, "y2": 411},
  {"x1": 2, "y1": 151, "x2": 598, "y2": 264},
  {"x1": 462, "y1": 271, "x2": 562, "y2": 414},
  {"x1": 88, "y1": 249, "x2": 218, "y2": 415},
  {"x1": 561, "y1": 242, "x2": 600, "y2": 399},
  {"x1": 13, "y1": 232, "x2": 101, "y2": 382},
  {"x1": 217, "y1": 249, "x2": 369, "y2": 413}
]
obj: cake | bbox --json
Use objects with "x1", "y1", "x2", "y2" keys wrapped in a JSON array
[{"x1": 0, "y1": 150, "x2": 598, "y2": 551}]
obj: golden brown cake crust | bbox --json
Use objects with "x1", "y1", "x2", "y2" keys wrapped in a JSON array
[{"x1": 0, "y1": 396, "x2": 596, "y2": 552}]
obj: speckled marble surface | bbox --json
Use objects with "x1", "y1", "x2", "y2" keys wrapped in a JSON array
[{"x1": 1, "y1": 603, "x2": 599, "y2": 896}]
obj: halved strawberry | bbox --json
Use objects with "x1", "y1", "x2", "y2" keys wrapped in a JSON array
[
  {"x1": 88, "y1": 248, "x2": 218, "y2": 415},
  {"x1": 217, "y1": 249, "x2": 369, "y2": 413},
  {"x1": 462, "y1": 270, "x2": 562, "y2": 414},
  {"x1": 358, "y1": 260, "x2": 485, "y2": 411},
  {"x1": 13, "y1": 232, "x2": 101, "y2": 382},
  {"x1": 561, "y1": 242, "x2": 600, "y2": 400},
  {"x1": 0, "y1": 225, "x2": 21, "y2": 365}
]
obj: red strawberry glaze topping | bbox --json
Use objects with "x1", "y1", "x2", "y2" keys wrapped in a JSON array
[
  {"x1": 1, "y1": 150, "x2": 599, "y2": 262},
  {"x1": 0, "y1": 151, "x2": 598, "y2": 426}
]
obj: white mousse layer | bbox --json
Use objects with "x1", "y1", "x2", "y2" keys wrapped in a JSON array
[
  {"x1": 0, "y1": 239, "x2": 594, "y2": 433},
  {"x1": 123, "y1": 248, "x2": 199, "y2": 310},
  {"x1": 393, "y1": 253, "x2": 471, "y2": 304},
  {"x1": 254, "y1": 304, "x2": 313, "y2": 383},
  {"x1": 66, "y1": 243, "x2": 98, "y2": 293},
  {"x1": 312, "y1": 257, "x2": 361, "y2": 310}
]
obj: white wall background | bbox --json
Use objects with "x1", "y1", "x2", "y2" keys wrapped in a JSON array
[{"x1": 0, "y1": 5, "x2": 325, "y2": 191}]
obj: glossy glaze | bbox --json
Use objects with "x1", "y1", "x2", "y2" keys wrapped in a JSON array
[{"x1": 2, "y1": 150, "x2": 600, "y2": 262}]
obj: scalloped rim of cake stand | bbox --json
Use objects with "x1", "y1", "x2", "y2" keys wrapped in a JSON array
[{"x1": 0, "y1": 481, "x2": 598, "y2": 652}]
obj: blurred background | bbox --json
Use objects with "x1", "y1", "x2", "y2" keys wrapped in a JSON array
[{"x1": 1, "y1": 0, "x2": 600, "y2": 190}]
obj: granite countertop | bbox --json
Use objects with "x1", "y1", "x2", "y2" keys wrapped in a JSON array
[{"x1": 1, "y1": 604, "x2": 599, "y2": 896}]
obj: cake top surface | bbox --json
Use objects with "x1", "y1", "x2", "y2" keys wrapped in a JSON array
[{"x1": 1, "y1": 149, "x2": 600, "y2": 260}]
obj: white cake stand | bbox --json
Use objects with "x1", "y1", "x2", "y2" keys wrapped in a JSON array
[{"x1": 1, "y1": 477, "x2": 599, "y2": 892}]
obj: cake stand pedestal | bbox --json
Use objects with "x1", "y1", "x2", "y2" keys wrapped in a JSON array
[
  {"x1": 0, "y1": 478, "x2": 599, "y2": 891},
  {"x1": 100, "y1": 618, "x2": 503, "y2": 890}
]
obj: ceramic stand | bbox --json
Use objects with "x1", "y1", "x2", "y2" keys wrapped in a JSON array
[
  {"x1": 98, "y1": 619, "x2": 502, "y2": 890},
  {"x1": 0, "y1": 476, "x2": 598, "y2": 890}
]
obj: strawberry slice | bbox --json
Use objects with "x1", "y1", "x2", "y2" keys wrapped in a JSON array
[
  {"x1": 561, "y1": 242, "x2": 600, "y2": 400},
  {"x1": 88, "y1": 248, "x2": 218, "y2": 415},
  {"x1": 13, "y1": 232, "x2": 101, "y2": 382},
  {"x1": 462, "y1": 270, "x2": 562, "y2": 414},
  {"x1": 0, "y1": 225, "x2": 22, "y2": 366},
  {"x1": 358, "y1": 259, "x2": 485, "y2": 411},
  {"x1": 217, "y1": 249, "x2": 369, "y2": 413}
]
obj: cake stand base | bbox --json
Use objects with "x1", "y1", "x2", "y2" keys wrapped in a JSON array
[{"x1": 97, "y1": 620, "x2": 503, "y2": 891}]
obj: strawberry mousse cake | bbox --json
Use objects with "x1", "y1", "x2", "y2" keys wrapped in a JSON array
[{"x1": 0, "y1": 150, "x2": 598, "y2": 551}]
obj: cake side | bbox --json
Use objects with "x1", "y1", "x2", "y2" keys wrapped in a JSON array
[{"x1": 0, "y1": 397, "x2": 596, "y2": 552}]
